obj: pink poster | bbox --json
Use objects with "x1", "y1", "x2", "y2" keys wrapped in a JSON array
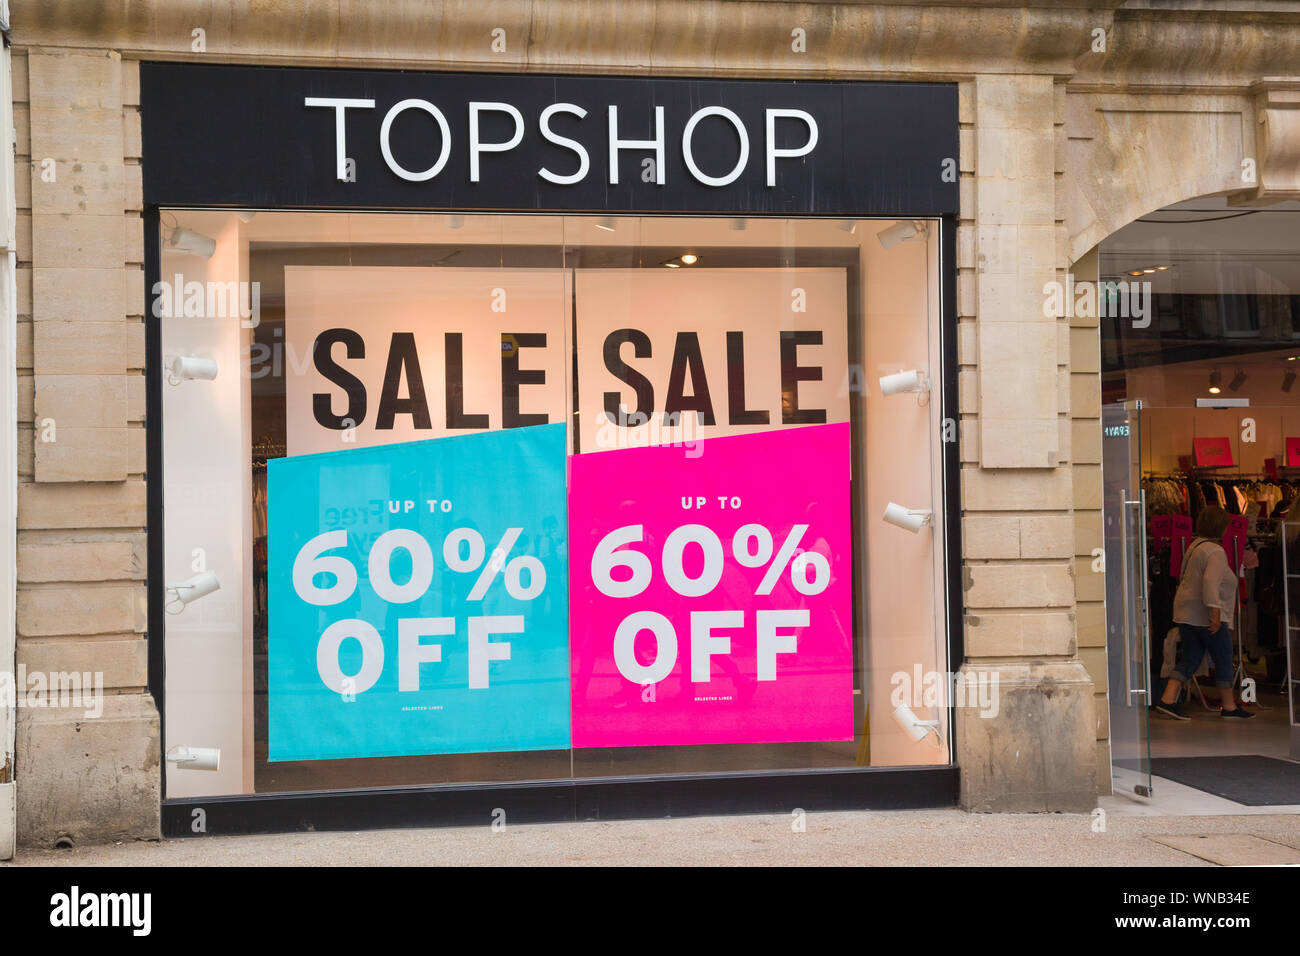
[
  {"x1": 568, "y1": 423, "x2": 854, "y2": 748},
  {"x1": 1193, "y1": 436, "x2": 1234, "y2": 467}
]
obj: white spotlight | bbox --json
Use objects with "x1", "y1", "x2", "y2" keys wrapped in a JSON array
[
  {"x1": 166, "y1": 227, "x2": 217, "y2": 259},
  {"x1": 166, "y1": 570, "x2": 221, "y2": 614},
  {"x1": 891, "y1": 704, "x2": 941, "y2": 744},
  {"x1": 166, "y1": 746, "x2": 221, "y2": 772},
  {"x1": 595, "y1": 217, "x2": 617, "y2": 232},
  {"x1": 879, "y1": 369, "x2": 929, "y2": 397},
  {"x1": 877, "y1": 220, "x2": 921, "y2": 250},
  {"x1": 167, "y1": 356, "x2": 218, "y2": 386},
  {"x1": 883, "y1": 502, "x2": 933, "y2": 533}
]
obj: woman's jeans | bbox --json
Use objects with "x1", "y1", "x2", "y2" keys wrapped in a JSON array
[{"x1": 1172, "y1": 622, "x2": 1235, "y2": 689}]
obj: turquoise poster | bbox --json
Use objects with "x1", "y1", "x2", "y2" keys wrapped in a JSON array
[{"x1": 267, "y1": 423, "x2": 569, "y2": 761}]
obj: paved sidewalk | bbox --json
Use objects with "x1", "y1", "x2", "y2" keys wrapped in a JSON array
[{"x1": 6, "y1": 809, "x2": 1300, "y2": 866}]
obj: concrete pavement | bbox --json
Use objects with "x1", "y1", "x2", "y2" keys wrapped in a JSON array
[{"x1": 5, "y1": 809, "x2": 1300, "y2": 866}]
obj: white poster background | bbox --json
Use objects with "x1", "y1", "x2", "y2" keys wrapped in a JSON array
[
  {"x1": 575, "y1": 268, "x2": 849, "y2": 451},
  {"x1": 285, "y1": 266, "x2": 570, "y2": 456}
]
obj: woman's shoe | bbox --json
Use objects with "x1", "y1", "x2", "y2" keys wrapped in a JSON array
[
  {"x1": 1155, "y1": 701, "x2": 1190, "y2": 720},
  {"x1": 1221, "y1": 707, "x2": 1255, "y2": 719}
]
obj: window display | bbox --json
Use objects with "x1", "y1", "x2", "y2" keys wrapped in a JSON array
[{"x1": 157, "y1": 211, "x2": 949, "y2": 798}]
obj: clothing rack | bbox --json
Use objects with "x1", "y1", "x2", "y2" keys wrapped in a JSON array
[
  {"x1": 251, "y1": 437, "x2": 286, "y2": 464},
  {"x1": 1143, "y1": 471, "x2": 1297, "y2": 479}
]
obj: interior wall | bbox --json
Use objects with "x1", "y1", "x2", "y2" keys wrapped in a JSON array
[
  {"x1": 1127, "y1": 364, "x2": 1300, "y2": 474},
  {"x1": 862, "y1": 221, "x2": 948, "y2": 766},
  {"x1": 161, "y1": 213, "x2": 250, "y2": 797}
]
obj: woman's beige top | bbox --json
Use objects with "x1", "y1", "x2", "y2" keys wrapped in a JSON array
[{"x1": 1173, "y1": 537, "x2": 1238, "y2": 629}]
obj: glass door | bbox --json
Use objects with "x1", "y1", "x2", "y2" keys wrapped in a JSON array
[{"x1": 1103, "y1": 400, "x2": 1153, "y2": 797}]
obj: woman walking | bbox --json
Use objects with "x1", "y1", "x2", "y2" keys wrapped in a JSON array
[{"x1": 1154, "y1": 505, "x2": 1255, "y2": 720}]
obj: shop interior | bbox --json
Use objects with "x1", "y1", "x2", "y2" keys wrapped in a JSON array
[{"x1": 1101, "y1": 195, "x2": 1300, "y2": 809}]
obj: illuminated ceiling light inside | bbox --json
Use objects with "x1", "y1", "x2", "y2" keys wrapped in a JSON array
[
  {"x1": 1228, "y1": 369, "x2": 1247, "y2": 392},
  {"x1": 1283, "y1": 370, "x2": 1296, "y2": 393},
  {"x1": 446, "y1": 215, "x2": 464, "y2": 229},
  {"x1": 1128, "y1": 270, "x2": 1143, "y2": 276},
  {"x1": 680, "y1": 253, "x2": 698, "y2": 265},
  {"x1": 595, "y1": 217, "x2": 617, "y2": 232},
  {"x1": 1155, "y1": 265, "x2": 1170, "y2": 271},
  {"x1": 663, "y1": 259, "x2": 681, "y2": 268},
  {"x1": 1208, "y1": 370, "x2": 1222, "y2": 394},
  {"x1": 1289, "y1": 356, "x2": 1298, "y2": 361},
  {"x1": 1142, "y1": 268, "x2": 1156, "y2": 274}
]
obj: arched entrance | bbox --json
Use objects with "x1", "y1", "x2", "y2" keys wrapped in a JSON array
[{"x1": 1097, "y1": 193, "x2": 1300, "y2": 810}]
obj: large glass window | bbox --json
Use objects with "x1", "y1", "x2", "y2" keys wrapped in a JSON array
[{"x1": 156, "y1": 211, "x2": 949, "y2": 798}]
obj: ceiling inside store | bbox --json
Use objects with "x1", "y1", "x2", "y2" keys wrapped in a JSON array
[{"x1": 1100, "y1": 195, "x2": 1300, "y2": 294}]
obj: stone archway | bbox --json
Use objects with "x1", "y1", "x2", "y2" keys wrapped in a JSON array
[
  {"x1": 1066, "y1": 81, "x2": 1300, "y2": 268},
  {"x1": 1062, "y1": 79, "x2": 1300, "y2": 795}
]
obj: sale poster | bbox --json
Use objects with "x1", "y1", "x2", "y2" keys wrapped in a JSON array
[
  {"x1": 267, "y1": 423, "x2": 570, "y2": 761},
  {"x1": 574, "y1": 268, "x2": 850, "y2": 452},
  {"x1": 284, "y1": 266, "x2": 570, "y2": 456},
  {"x1": 1287, "y1": 437, "x2": 1300, "y2": 467},
  {"x1": 1192, "y1": 436, "x2": 1233, "y2": 467},
  {"x1": 568, "y1": 422, "x2": 854, "y2": 748}
]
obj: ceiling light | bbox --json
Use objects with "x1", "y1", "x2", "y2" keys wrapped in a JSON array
[
  {"x1": 1229, "y1": 369, "x2": 1247, "y2": 391},
  {"x1": 595, "y1": 217, "x2": 617, "y2": 232},
  {"x1": 1155, "y1": 265, "x2": 1170, "y2": 271},
  {"x1": 663, "y1": 260, "x2": 681, "y2": 269},
  {"x1": 1128, "y1": 270, "x2": 1143, "y2": 276},
  {"x1": 680, "y1": 253, "x2": 698, "y2": 265},
  {"x1": 1208, "y1": 370, "x2": 1222, "y2": 394},
  {"x1": 445, "y1": 215, "x2": 464, "y2": 229},
  {"x1": 1142, "y1": 268, "x2": 1156, "y2": 274}
]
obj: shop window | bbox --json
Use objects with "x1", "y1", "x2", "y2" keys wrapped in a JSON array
[{"x1": 156, "y1": 211, "x2": 950, "y2": 798}]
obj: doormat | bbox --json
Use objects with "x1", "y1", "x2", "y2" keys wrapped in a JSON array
[{"x1": 1148, "y1": 755, "x2": 1300, "y2": 806}]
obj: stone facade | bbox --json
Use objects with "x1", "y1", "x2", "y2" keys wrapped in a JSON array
[{"x1": 5, "y1": 0, "x2": 1299, "y2": 845}]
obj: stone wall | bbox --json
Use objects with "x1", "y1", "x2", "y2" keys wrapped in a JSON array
[{"x1": 12, "y1": 48, "x2": 156, "y2": 847}]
